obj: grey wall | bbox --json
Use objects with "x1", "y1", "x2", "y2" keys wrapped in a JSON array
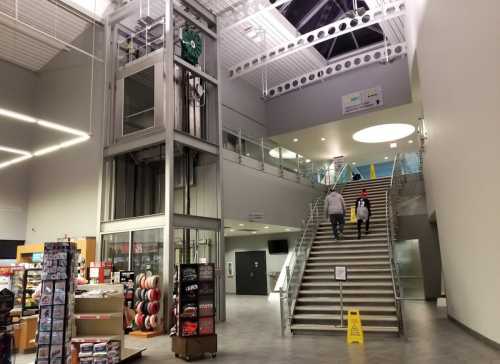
[
  {"x1": 25, "y1": 28, "x2": 105, "y2": 243},
  {"x1": 221, "y1": 69, "x2": 267, "y2": 138},
  {"x1": 223, "y1": 159, "x2": 322, "y2": 228},
  {"x1": 0, "y1": 60, "x2": 38, "y2": 240},
  {"x1": 225, "y1": 232, "x2": 299, "y2": 294},
  {"x1": 266, "y1": 57, "x2": 412, "y2": 136},
  {"x1": 409, "y1": 0, "x2": 500, "y2": 344}
]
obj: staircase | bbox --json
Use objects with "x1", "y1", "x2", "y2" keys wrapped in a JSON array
[{"x1": 290, "y1": 177, "x2": 400, "y2": 335}]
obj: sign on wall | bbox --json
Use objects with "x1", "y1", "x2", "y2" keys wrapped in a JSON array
[{"x1": 342, "y1": 86, "x2": 383, "y2": 115}]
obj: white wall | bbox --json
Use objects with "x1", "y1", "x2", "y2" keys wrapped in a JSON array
[
  {"x1": 225, "y1": 232, "x2": 299, "y2": 294},
  {"x1": 0, "y1": 60, "x2": 37, "y2": 240},
  {"x1": 24, "y1": 29, "x2": 105, "y2": 243},
  {"x1": 221, "y1": 70, "x2": 268, "y2": 138},
  {"x1": 410, "y1": 0, "x2": 500, "y2": 344}
]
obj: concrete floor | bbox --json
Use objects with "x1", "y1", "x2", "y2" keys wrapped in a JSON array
[{"x1": 14, "y1": 295, "x2": 500, "y2": 364}]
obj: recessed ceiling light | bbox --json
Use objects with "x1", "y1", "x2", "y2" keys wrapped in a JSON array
[
  {"x1": 239, "y1": 223, "x2": 244, "y2": 227},
  {"x1": 408, "y1": 140, "x2": 414, "y2": 144},
  {"x1": 246, "y1": 153, "x2": 250, "y2": 157},
  {"x1": 293, "y1": 138, "x2": 299, "y2": 142},
  {"x1": 230, "y1": 229, "x2": 235, "y2": 232},
  {"x1": 305, "y1": 159, "x2": 311, "y2": 163},
  {"x1": 353, "y1": 124, "x2": 415, "y2": 143},
  {"x1": 251, "y1": 231, "x2": 257, "y2": 234},
  {"x1": 384, "y1": 156, "x2": 389, "y2": 160},
  {"x1": 285, "y1": 228, "x2": 291, "y2": 232},
  {"x1": 264, "y1": 226, "x2": 269, "y2": 229},
  {"x1": 352, "y1": 162, "x2": 357, "y2": 165},
  {"x1": 321, "y1": 137, "x2": 326, "y2": 142},
  {"x1": 390, "y1": 142, "x2": 398, "y2": 149}
]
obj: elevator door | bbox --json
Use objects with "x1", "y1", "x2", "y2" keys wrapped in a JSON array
[{"x1": 235, "y1": 251, "x2": 267, "y2": 295}]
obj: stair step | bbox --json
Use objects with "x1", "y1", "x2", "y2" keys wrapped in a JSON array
[
  {"x1": 299, "y1": 289, "x2": 394, "y2": 295},
  {"x1": 293, "y1": 314, "x2": 398, "y2": 322},
  {"x1": 303, "y1": 274, "x2": 392, "y2": 281},
  {"x1": 290, "y1": 324, "x2": 399, "y2": 333},
  {"x1": 301, "y1": 282, "x2": 393, "y2": 288},
  {"x1": 312, "y1": 243, "x2": 388, "y2": 250},
  {"x1": 307, "y1": 261, "x2": 390, "y2": 267},
  {"x1": 310, "y1": 249, "x2": 388, "y2": 256},
  {"x1": 297, "y1": 297, "x2": 395, "y2": 304},
  {"x1": 305, "y1": 268, "x2": 391, "y2": 274},
  {"x1": 314, "y1": 238, "x2": 388, "y2": 244},
  {"x1": 294, "y1": 305, "x2": 396, "y2": 313},
  {"x1": 308, "y1": 254, "x2": 389, "y2": 261}
]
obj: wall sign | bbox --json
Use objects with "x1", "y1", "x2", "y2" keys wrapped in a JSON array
[
  {"x1": 335, "y1": 266, "x2": 347, "y2": 281},
  {"x1": 342, "y1": 86, "x2": 383, "y2": 115}
]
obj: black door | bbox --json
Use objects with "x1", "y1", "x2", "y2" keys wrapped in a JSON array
[{"x1": 235, "y1": 251, "x2": 267, "y2": 295}]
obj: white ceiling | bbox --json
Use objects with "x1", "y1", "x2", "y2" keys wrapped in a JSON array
[
  {"x1": 0, "y1": 0, "x2": 98, "y2": 71},
  {"x1": 199, "y1": 0, "x2": 326, "y2": 89},
  {"x1": 224, "y1": 218, "x2": 301, "y2": 237},
  {"x1": 271, "y1": 102, "x2": 422, "y2": 165}
]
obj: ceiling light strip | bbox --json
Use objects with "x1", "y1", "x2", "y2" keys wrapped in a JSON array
[
  {"x1": 228, "y1": 0, "x2": 406, "y2": 79},
  {"x1": 220, "y1": 0, "x2": 291, "y2": 33},
  {"x1": 265, "y1": 42, "x2": 407, "y2": 99},
  {"x1": 0, "y1": 145, "x2": 31, "y2": 156},
  {"x1": 0, "y1": 155, "x2": 32, "y2": 170}
]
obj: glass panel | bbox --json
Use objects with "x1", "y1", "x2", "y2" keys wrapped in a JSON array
[
  {"x1": 131, "y1": 229, "x2": 163, "y2": 276},
  {"x1": 114, "y1": 144, "x2": 165, "y2": 219},
  {"x1": 102, "y1": 232, "x2": 130, "y2": 271},
  {"x1": 222, "y1": 130, "x2": 239, "y2": 153},
  {"x1": 174, "y1": 228, "x2": 217, "y2": 265},
  {"x1": 123, "y1": 67, "x2": 155, "y2": 135},
  {"x1": 394, "y1": 239, "x2": 425, "y2": 299}
]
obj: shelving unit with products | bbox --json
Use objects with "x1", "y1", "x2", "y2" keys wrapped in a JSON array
[
  {"x1": 173, "y1": 264, "x2": 216, "y2": 361},
  {"x1": 21, "y1": 268, "x2": 41, "y2": 317}
]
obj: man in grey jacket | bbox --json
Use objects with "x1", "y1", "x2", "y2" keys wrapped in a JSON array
[{"x1": 324, "y1": 189, "x2": 346, "y2": 240}]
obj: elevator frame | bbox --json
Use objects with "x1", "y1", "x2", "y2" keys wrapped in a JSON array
[{"x1": 96, "y1": 0, "x2": 225, "y2": 327}]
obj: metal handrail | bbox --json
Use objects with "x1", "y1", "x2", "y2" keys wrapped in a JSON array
[
  {"x1": 387, "y1": 153, "x2": 405, "y2": 335},
  {"x1": 279, "y1": 164, "x2": 348, "y2": 335}
]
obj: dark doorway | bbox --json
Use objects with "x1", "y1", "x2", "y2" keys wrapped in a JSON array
[{"x1": 235, "y1": 251, "x2": 267, "y2": 295}]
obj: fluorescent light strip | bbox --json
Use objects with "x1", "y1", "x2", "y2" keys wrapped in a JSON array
[
  {"x1": 0, "y1": 145, "x2": 31, "y2": 156},
  {"x1": 0, "y1": 108, "x2": 37, "y2": 123},
  {"x1": 0, "y1": 155, "x2": 32, "y2": 170},
  {"x1": 34, "y1": 135, "x2": 90, "y2": 157}
]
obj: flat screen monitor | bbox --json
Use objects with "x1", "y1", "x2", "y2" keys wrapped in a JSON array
[{"x1": 268, "y1": 239, "x2": 288, "y2": 255}]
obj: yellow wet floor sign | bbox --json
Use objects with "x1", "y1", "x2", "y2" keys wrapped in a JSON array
[
  {"x1": 347, "y1": 309, "x2": 364, "y2": 344},
  {"x1": 350, "y1": 207, "x2": 357, "y2": 223}
]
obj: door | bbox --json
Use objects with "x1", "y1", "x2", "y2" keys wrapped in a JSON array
[
  {"x1": 394, "y1": 239, "x2": 425, "y2": 299},
  {"x1": 235, "y1": 251, "x2": 267, "y2": 295}
]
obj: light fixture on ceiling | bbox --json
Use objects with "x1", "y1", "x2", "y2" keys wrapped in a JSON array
[
  {"x1": 285, "y1": 228, "x2": 291, "y2": 232},
  {"x1": 353, "y1": 123, "x2": 415, "y2": 143},
  {"x1": 246, "y1": 153, "x2": 250, "y2": 157},
  {"x1": 0, "y1": 106, "x2": 91, "y2": 170},
  {"x1": 251, "y1": 231, "x2": 257, "y2": 234},
  {"x1": 230, "y1": 229, "x2": 235, "y2": 233},
  {"x1": 408, "y1": 140, "x2": 414, "y2": 144},
  {"x1": 321, "y1": 137, "x2": 326, "y2": 142},
  {"x1": 264, "y1": 226, "x2": 269, "y2": 229},
  {"x1": 352, "y1": 162, "x2": 357, "y2": 165},
  {"x1": 292, "y1": 138, "x2": 299, "y2": 142},
  {"x1": 390, "y1": 142, "x2": 398, "y2": 149},
  {"x1": 384, "y1": 156, "x2": 389, "y2": 160},
  {"x1": 239, "y1": 223, "x2": 245, "y2": 227},
  {"x1": 305, "y1": 159, "x2": 311, "y2": 163},
  {"x1": 269, "y1": 147, "x2": 302, "y2": 160}
]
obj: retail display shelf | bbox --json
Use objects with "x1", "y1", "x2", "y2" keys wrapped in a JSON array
[
  {"x1": 74, "y1": 312, "x2": 122, "y2": 320},
  {"x1": 71, "y1": 334, "x2": 122, "y2": 343}
]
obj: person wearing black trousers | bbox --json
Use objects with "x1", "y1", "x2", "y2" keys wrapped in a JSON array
[{"x1": 355, "y1": 189, "x2": 372, "y2": 239}]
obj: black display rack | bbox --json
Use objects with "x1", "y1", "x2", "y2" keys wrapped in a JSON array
[
  {"x1": 172, "y1": 264, "x2": 217, "y2": 361},
  {"x1": 21, "y1": 268, "x2": 42, "y2": 317},
  {"x1": 35, "y1": 242, "x2": 77, "y2": 364}
]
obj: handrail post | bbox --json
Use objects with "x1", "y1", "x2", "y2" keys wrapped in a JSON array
[
  {"x1": 279, "y1": 147, "x2": 284, "y2": 177},
  {"x1": 279, "y1": 287, "x2": 286, "y2": 336},
  {"x1": 238, "y1": 128, "x2": 242, "y2": 164},
  {"x1": 260, "y1": 137, "x2": 265, "y2": 171}
]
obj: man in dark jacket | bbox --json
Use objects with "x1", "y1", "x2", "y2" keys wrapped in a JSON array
[{"x1": 355, "y1": 189, "x2": 372, "y2": 239}]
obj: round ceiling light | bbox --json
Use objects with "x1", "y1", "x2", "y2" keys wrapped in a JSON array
[
  {"x1": 352, "y1": 123, "x2": 415, "y2": 143},
  {"x1": 269, "y1": 147, "x2": 302, "y2": 160}
]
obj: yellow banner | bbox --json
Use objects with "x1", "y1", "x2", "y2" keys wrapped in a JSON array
[{"x1": 370, "y1": 163, "x2": 377, "y2": 180}]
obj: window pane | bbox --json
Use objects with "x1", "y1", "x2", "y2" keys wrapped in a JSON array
[
  {"x1": 102, "y1": 232, "x2": 130, "y2": 271},
  {"x1": 131, "y1": 229, "x2": 163, "y2": 276},
  {"x1": 123, "y1": 67, "x2": 155, "y2": 135}
]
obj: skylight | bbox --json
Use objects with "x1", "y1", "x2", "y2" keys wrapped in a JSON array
[{"x1": 61, "y1": 0, "x2": 111, "y2": 19}]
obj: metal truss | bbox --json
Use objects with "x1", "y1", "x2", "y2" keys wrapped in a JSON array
[
  {"x1": 265, "y1": 42, "x2": 407, "y2": 99},
  {"x1": 219, "y1": 0, "x2": 291, "y2": 32},
  {"x1": 228, "y1": 0, "x2": 406, "y2": 79}
]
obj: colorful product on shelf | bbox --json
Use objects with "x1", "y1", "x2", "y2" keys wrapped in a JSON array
[
  {"x1": 35, "y1": 242, "x2": 77, "y2": 364},
  {"x1": 133, "y1": 273, "x2": 161, "y2": 332}
]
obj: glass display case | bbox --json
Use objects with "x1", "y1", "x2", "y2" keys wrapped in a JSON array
[
  {"x1": 21, "y1": 269, "x2": 41, "y2": 316},
  {"x1": 102, "y1": 232, "x2": 130, "y2": 272}
]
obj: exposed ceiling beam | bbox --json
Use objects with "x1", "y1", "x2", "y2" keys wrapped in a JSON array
[
  {"x1": 296, "y1": 0, "x2": 331, "y2": 31},
  {"x1": 228, "y1": 0, "x2": 406, "y2": 79},
  {"x1": 264, "y1": 42, "x2": 407, "y2": 99},
  {"x1": 220, "y1": 0, "x2": 292, "y2": 33}
]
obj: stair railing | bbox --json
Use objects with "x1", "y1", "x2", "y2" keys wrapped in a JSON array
[
  {"x1": 279, "y1": 165, "x2": 348, "y2": 335},
  {"x1": 386, "y1": 153, "x2": 405, "y2": 335}
]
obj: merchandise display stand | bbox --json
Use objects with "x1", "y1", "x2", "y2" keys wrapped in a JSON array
[
  {"x1": 131, "y1": 273, "x2": 162, "y2": 338},
  {"x1": 172, "y1": 264, "x2": 217, "y2": 361},
  {"x1": 72, "y1": 284, "x2": 145, "y2": 363}
]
